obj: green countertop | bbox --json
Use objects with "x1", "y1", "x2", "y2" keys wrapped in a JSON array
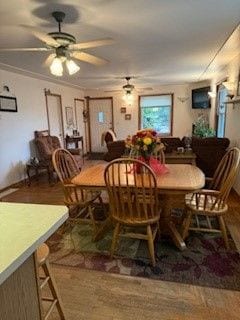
[{"x1": 0, "y1": 202, "x2": 68, "y2": 285}]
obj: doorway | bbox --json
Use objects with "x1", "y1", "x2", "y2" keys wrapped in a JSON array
[
  {"x1": 216, "y1": 85, "x2": 227, "y2": 138},
  {"x1": 87, "y1": 97, "x2": 113, "y2": 153},
  {"x1": 74, "y1": 98, "x2": 87, "y2": 153},
  {"x1": 45, "y1": 92, "x2": 64, "y2": 146}
]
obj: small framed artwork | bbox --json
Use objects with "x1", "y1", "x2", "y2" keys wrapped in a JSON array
[
  {"x1": 65, "y1": 106, "x2": 74, "y2": 126},
  {"x1": 121, "y1": 107, "x2": 126, "y2": 113},
  {"x1": 0, "y1": 95, "x2": 17, "y2": 112},
  {"x1": 125, "y1": 114, "x2": 131, "y2": 120}
]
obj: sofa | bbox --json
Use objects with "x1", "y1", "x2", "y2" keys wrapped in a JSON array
[
  {"x1": 191, "y1": 137, "x2": 230, "y2": 177},
  {"x1": 103, "y1": 135, "x2": 230, "y2": 177}
]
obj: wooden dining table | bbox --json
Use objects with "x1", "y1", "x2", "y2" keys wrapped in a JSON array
[{"x1": 71, "y1": 163, "x2": 205, "y2": 250}]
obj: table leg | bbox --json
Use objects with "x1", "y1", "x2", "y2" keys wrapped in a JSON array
[
  {"x1": 93, "y1": 217, "x2": 113, "y2": 242},
  {"x1": 160, "y1": 194, "x2": 187, "y2": 251},
  {"x1": 81, "y1": 138, "x2": 84, "y2": 164}
]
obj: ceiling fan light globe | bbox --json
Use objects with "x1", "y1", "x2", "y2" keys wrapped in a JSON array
[
  {"x1": 66, "y1": 59, "x2": 80, "y2": 75},
  {"x1": 123, "y1": 91, "x2": 133, "y2": 103},
  {"x1": 50, "y1": 57, "x2": 63, "y2": 76}
]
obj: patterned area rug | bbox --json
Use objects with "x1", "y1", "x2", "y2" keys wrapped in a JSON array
[{"x1": 47, "y1": 217, "x2": 240, "y2": 291}]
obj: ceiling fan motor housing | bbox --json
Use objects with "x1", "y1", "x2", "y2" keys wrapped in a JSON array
[
  {"x1": 48, "y1": 32, "x2": 76, "y2": 46},
  {"x1": 49, "y1": 11, "x2": 76, "y2": 46},
  {"x1": 123, "y1": 76, "x2": 134, "y2": 92}
]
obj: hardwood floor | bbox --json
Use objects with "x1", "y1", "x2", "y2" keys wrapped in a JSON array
[{"x1": 2, "y1": 163, "x2": 240, "y2": 320}]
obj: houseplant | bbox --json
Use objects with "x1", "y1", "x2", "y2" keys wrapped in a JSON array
[{"x1": 193, "y1": 116, "x2": 215, "y2": 138}]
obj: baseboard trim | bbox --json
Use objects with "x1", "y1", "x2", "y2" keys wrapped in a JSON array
[{"x1": 0, "y1": 179, "x2": 27, "y2": 193}]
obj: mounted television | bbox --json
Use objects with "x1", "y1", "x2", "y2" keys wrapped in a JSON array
[{"x1": 192, "y1": 86, "x2": 211, "y2": 109}]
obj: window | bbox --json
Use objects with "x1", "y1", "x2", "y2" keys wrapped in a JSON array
[{"x1": 139, "y1": 94, "x2": 173, "y2": 135}]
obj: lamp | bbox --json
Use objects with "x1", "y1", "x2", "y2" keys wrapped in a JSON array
[
  {"x1": 49, "y1": 56, "x2": 80, "y2": 76},
  {"x1": 208, "y1": 91, "x2": 216, "y2": 98},
  {"x1": 50, "y1": 57, "x2": 63, "y2": 76},
  {"x1": 123, "y1": 90, "x2": 134, "y2": 104},
  {"x1": 177, "y1": 96, "x2": 189, "y2": 103},
  {"x1": 66, "y1": 59, "x2": 80, "y2": 75}
]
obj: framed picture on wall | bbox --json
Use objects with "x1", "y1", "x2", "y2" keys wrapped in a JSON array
[
  {"x1": 125, "y1": 114, "x2": 131, "y2": 120},
  {"x1": 65, "y1": 106, "x2": 74, "y2": 126},
  {"x1": 121, "y1": 107, "x2": 126, "y2": 113},
  {"x1": 0, "y1": 95, "x2": 17, "y2": 112}
]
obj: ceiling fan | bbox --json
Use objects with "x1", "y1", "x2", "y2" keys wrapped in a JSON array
[
  {"x1": 105, "y1": 76, "x2": 153, "y2": 93},
  {"x1": 0, "y1": 11, "x2": 115, "y2": 76}
]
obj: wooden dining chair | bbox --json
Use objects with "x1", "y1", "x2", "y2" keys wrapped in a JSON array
[
  {"x1": 152, "y1": 148, "x2": 165, "y2": 164},
  {"x1": 37, "y1": 243, "x2": 66, "y2": 320},
  {"x1": 181, "y1": 147, "x2": 240, "y2": 249},
  {"x1": 104, "y1": 158, "x2": 161, "y2": 266},
  {"x1": 52, "y1": 148, "x2": 106, "y2": 240}
]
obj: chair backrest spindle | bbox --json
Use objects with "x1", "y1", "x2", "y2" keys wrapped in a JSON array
[{"x1": 104, "y1": 158, "x2": 159, "y2": 224}]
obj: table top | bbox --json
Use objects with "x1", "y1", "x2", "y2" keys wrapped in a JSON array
[
  {"x1": 71, "y1": 163, "x2": 205, "y2": 192},
  {"x1": 0, "y1": 202, "x2": 68, "y2": 285}
]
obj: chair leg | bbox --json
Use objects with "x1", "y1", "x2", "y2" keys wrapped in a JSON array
[
  {"x1": 41, "y1": 260, "x2": 66, "y2": 320},
  {"x1": 156, "y1": 221, "x2": 161, "y2": 241},
  {"x1": 147, "y1": 225, "x2": 156, "y2": 267},
  {"x1": 88, "y1": 205, "x2": 97, "y2": 238},
  {"x1": 98, "y1": 194, "x2": 107, "y2": 218},
  {"x1": 218, "y1": 215, "x2": 229, "y2": 250},
  {"x1": 110, "y1": 222, "x2": 121, "y2": 258},
  {"x1": 181, "y1": 211, "x2": 193, "y2": 240}
]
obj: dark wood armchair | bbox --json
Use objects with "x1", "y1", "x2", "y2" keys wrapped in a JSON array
[{"x1": 34, "y1": 130, "x2": 83, "y2": 182}]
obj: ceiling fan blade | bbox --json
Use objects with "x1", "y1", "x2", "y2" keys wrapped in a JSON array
[
  {"x1": 71, "y1": 52, "x2": 108, "y2": 66},
  {"x1": 69, "y1": 38, "x2": 115, "y2": 50},
  {"x1": 43, "y1": 53, "x2": 56, "y2": 67},
  {"x1": 21, "y1": 25, "x2": 59, "y2": 47},
  {"x1": 104, "y1": 89, "x2": 121, "y2": 93},
  {"x1": 137, "y1": 87, "x2": 153, "y2": 91},
  {"x1": 0, "y1": 47, "x2": 50, "y2": 52}
]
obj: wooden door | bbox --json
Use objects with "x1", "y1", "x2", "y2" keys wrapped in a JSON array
[
  {"x1": 88, "y1": 97, "x2": 113, "y2": 153},
  {"x1": 74, "y1": 98, "x2": 87, "y2": 153},
  {"x1": 45, "y1": 93, "x2": 64, "y2": 146}
]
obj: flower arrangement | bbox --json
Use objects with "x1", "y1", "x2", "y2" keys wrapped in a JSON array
[{"x1": 125, "y1": 128, "x2": 165, "y2": 160}]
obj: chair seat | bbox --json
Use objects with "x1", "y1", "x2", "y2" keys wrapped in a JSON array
[
  {"x1": 113, "y1": 211, "x2": 160, "y2": 225},
  {"x1": 37, "y1": 243, "x2": 50, "y2": 266},
  {"x1": 185, "y1": 192, "x2": 228, "y2": 215}
]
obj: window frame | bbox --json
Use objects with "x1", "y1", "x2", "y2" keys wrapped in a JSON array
[{"x1": 138, "y1": 93, "x2": 174, "y2": 136}]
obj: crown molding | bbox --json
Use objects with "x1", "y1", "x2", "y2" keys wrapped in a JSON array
[{"x1": 0, "y1": 62, "x2": 85, "y2": 91}]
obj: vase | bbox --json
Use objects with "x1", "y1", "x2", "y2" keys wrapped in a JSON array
[{"x1": 134, "y1": 156, "x2": 149, "y2": 174}]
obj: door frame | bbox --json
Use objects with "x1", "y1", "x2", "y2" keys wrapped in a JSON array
[
  {"x1": 44, "y1": 90, "x2": 65, "y2": 143},
  {"x1": 74, "y1": 98, "x2": 88, "y2": 154},
  {"x1": 85, "y1": 96, "x2": 114, "y2": 153}
]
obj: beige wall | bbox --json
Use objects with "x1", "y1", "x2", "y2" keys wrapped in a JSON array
[
  {"x1": 210, "y1": 53, "x2": 240, "y2": 194},
  {"x1": 0, "y1": 69, "x2": 84, "y2": 189},
  {"x1": 85, "y1": 83, "x2": 211, "y2": 140}
]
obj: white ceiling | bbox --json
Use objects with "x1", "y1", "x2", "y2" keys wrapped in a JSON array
[{"x1": 0, "y1": 0, "x2": 239, "y2": 90}]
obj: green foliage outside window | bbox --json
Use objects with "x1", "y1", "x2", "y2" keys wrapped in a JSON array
[{"x1": 142, "y1": 106, "x2": 170, "y2": 133}]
